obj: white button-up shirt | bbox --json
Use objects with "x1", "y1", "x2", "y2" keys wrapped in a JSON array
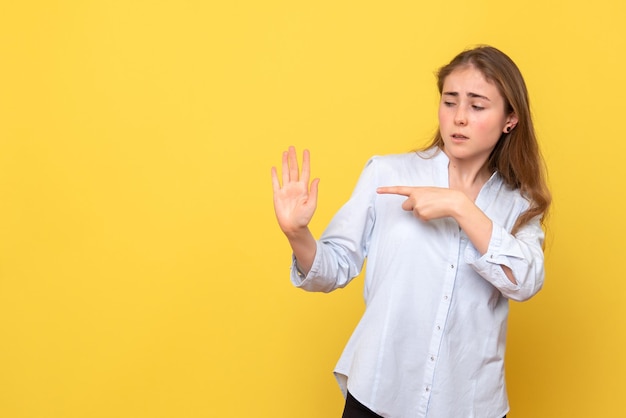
[{"x1": 291, "y1": 149, "x2": 545, "y2": 418}]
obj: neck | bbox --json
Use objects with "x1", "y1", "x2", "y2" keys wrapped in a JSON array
[{"x1": 443, "y1": 150, "x2": 492, "y2": 200}]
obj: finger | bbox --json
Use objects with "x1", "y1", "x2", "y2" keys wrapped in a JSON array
[
  {"x1": 281, "y1": 150, "x2": 289, "y2": 185},
  {"x1": 376, "y1": 186, "x2": 413, "y2": 196},
  {"x1": 288, "y1": 146, "x2": 299, "y2": 182},
  {"x1": 401, "y1": 198, "x2": 414, "y2": 212},
  {"x1": 271, "y1": 166, "x2": 280, "y2": 191},
  {"x1": 301, "y1": 149, "x2": 311, "y2": 185},
  {"x1": 308, "y1": 177, "x2": 320, "y2": 207}
]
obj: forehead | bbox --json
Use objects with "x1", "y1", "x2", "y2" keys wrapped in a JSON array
[{"x1": 442, "y1": 65, "x2": 501, "y2": 99}]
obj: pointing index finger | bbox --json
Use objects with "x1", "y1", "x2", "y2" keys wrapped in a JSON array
[{"x1": 377, "y1": 186, "x2": 413, "y2": 196}]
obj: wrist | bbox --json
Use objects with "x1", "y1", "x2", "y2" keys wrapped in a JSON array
[
  {"x1": 283, "y1": 225, "x2": 312, "y2": 241},
  {"x1": 451, "y1": 190, "x2": 470, "y2": 220}
]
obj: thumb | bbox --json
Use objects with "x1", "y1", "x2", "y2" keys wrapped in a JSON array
[
  {"x1": 401, "y1": 198, "x2": 414, "y2": 212},
  {"x1": 308, "y1": 178, "x2": 320, "y2": 206}
]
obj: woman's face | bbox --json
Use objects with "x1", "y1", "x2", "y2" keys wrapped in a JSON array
[{"x1": 438, "y1": 65, "x2": 517, "y2": 166}]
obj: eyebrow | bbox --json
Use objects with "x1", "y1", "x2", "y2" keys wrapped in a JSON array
[{"x1": 443, "y1": 91, "x2": 491, "y2": 101}]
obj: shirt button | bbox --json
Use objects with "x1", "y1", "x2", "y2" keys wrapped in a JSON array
[
  {"x1": 443, "y1": 295, "x2": 448, "y2": 300},
  {"x1": 430, "y1": 356, "x2": 435, "y2": 361},
  {"x1": 436, "y1": 325, "x2": 441, "y2": 330},
  {"x1": 450, "y1": 264, "x2": 455, "y2": 269},
  {"x1": 425, "y1": 386, "x2": 430, "y2": 392}
]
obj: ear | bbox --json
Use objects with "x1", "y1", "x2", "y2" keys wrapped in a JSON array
[{"x1": 504, "y1": 113, "x2": 519, "y2": 133}]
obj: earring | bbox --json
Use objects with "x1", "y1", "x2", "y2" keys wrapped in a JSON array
[{"x1": 505, "y1": 126, "x2": 512, "y2": 133}]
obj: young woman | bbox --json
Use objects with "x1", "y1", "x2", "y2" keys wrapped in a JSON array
[{"x1": 271, "y1": 45, "x2": 551, "y2": 418}]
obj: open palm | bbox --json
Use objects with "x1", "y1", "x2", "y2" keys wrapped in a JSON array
[{"x1": 271, "y1": 146, "x2": 319, "y2": 236}]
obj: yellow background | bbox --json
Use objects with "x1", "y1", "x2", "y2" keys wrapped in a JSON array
[{"x1": 1, "y1": 1, "x2": 624, "y2": 417}]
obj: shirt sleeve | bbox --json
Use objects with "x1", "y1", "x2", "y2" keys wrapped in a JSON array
[
  {"x1": 290, "y1": 158, "x2": 378, "y2": 293},
  {"x1": 464, "y1": 215, "x2": 545, "y2": 301}
]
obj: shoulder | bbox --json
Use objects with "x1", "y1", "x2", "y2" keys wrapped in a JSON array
[
  {"x1": 361, "y1": 153, "x2": 417, "y2": 182},
  {"x1": 365, "y1": 149, "x2": 438, "y2": 171},
  {"x1": 360, "y1": 147, "x2": 445, "y2": 184},
  {"x1": 490, "y1": 172, "x2": 533, "y2": 213}
]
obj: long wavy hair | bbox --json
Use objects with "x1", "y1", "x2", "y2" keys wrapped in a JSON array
[{"x1": 425, "y1": 45, "x2": 551, "y2": 234}]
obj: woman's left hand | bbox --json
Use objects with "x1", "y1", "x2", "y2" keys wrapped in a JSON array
[{"x1": 377, "y1": 186, "x2": 463, "y2": 221}]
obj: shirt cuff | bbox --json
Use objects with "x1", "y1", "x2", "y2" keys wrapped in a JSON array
[
  {"x1": 465, "y1": 224, "x2": 525, "y2": 267},
  {"x1": 464, "y1": 224, "x2": 526, "y2": 290}
]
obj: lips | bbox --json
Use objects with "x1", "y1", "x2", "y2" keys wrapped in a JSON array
[{"x1": 451, "y1": 133, "x2": 468, "y2": 139}]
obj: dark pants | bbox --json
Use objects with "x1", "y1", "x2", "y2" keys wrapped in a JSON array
[
  {"x1": 342, "y1": 392, "x2": 383, "y2": 418},
  {"x1": 342, "y1": 391, "x2": 506, "y2": 418}
]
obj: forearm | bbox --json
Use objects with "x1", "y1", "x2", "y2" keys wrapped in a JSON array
[
  {"x1": 453, "y1": 195, "x2": 517, "y2": 285},
  {"x1": 466, "y1": 220, "x2": 545, "y2": 301},
  {"x1": 453, "y1": 195, "x2": 492, "y2": 253},
  {"x1": 284, "y1": 227, "x2": 317, "y2": 275}
]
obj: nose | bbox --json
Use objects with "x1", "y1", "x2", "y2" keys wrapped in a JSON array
[{"x1": 454, "y1": 107, "x2": 467, "y2": 126}]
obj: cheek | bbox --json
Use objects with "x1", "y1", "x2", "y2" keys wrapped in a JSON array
[
  {"x1": 473, "y1": 115, "x2": 504, "y2": 135},
  {"x1": 438, "y1": 106, "x2": 450, "y2": 125}
]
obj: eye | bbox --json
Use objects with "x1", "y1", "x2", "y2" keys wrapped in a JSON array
[
  {"x1": 443, "y1": 101, "x2": 456, "y2": 107},
  {"x1": 471, "y1": 105, "x2": 485, "y2": 111}
]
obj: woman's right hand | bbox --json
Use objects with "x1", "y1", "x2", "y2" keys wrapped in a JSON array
[{"x1": 271, "y1": 146, "x2": 320, "y2": 238}]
